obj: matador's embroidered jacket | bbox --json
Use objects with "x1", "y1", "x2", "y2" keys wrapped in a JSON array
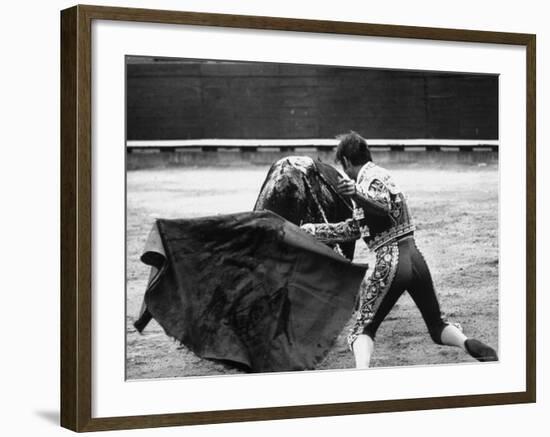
[
  {"x1": 301, "y1": 161, "x2": 415, "y2": 249},
  {"x1": 354, "y1": 161, "x2": 415, "y2": 250}
]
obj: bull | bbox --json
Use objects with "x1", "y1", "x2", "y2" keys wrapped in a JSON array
[{"x1": 253, "y1": 156, "x2": 356, "y2": 260}]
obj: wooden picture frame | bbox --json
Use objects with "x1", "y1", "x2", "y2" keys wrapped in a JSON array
[{"x1": 60, "y1": 4, "x2": 536, "y2": 432}]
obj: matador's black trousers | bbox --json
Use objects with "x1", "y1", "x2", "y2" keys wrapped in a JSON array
[{"x1": 348, "y1": 235, "x2": 449, "y2": 347}]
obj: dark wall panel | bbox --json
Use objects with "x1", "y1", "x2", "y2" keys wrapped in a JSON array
[{"x1": 126, "y1": 60, "x2": 498, "y2": 141}]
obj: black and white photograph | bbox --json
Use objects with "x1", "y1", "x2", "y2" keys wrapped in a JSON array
[
  {"x1": 2, "y1": 0, "x2": 546, "y2": 435},
  {"x1": 126, "y1": 56, "x2": 500, "y2": 379}
]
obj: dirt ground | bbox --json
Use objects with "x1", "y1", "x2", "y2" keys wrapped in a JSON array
[{"x1": 126, "y1": 160, "x2": 499, "y2": 379}]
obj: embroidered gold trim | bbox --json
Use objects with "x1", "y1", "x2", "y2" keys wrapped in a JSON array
[
  {"x1": 347, "y1": 240, "x2": 400, "y2": 350},
  {"x1": 367, "y1": 223, "x2": 416, "y2": 251}
]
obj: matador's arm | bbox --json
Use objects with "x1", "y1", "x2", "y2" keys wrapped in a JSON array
[
  {"x1": 301, "y1": 218, "x2": 363, "y2": 244},
  {"x1": 351, "y1": 184, "x2": 391, "y2": 217},
  {"x1": 300, "y1": 178, "x2": 394, "y2": 244}
]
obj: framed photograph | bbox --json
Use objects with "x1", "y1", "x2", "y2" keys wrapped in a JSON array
[{"x1": 60, "y1": 4, "x2": 536, "y2": 432}]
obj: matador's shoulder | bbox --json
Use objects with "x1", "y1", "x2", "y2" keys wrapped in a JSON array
[{"x1": 357, "y1": 162, "x2": 401, "y2": 195}]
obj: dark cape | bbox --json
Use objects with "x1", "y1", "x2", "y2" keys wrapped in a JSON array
[{"x1": 135, "y1": 210, "x2": 366, "y2": 373}]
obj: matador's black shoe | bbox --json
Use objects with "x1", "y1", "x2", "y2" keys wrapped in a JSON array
[{"x1": 465, "y1": 339, "x2": 499, "y2": 362}]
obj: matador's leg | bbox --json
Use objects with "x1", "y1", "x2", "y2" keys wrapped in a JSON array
[
  {"x1": 407, "y1": 239, "x2": 498, "y2": 362},
  {"x1": 347, "y1": 242, "x2": 404, "y2": 368}
]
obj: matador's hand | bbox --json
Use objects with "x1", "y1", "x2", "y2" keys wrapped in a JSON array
[
  {"x1": 336, "y1": 178, "x2": 357, "y2": 197},
  {"x1": 300, "y1": 223, "x2": 316, "y2": 236}
]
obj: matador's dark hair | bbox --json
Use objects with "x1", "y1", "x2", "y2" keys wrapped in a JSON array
[{"x1": 335, "y1": 131, "x2": 372, "y2": 166}]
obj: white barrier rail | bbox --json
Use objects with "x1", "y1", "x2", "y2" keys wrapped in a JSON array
[{"x1": 126, "y1": 139, "x2": 499, "y2": 152}]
